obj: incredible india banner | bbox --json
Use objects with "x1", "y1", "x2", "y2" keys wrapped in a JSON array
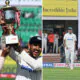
[{"x1": 43, "y1": 0, "x2": 78, "y2": 16}]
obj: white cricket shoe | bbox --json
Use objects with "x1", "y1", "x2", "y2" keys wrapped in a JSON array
[{"x1": 70, "y1": 64, "x2": 74, "y2": 70}]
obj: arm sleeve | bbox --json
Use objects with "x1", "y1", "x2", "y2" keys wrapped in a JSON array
[
  {"x1": 19, "y1": 50, "x2": 42, "y2": 70},
  {"x1": 63, "y1": 34, "x2": 66, "y2": 47},
  {"x1": 9, "y1": 48, "x2": 19, "y2": 61},
  {"x1": 74, "y1": 34, "x2": 77, "y2": 41},
  {"x1": 63, "y1": 34, "x2": 66, "y2": 40},
  {"x1": 0, "y1": 56, "x2": 5, "y2": 70}
]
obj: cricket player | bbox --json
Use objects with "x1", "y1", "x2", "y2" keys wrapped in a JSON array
[
  {"x1": 42, "y1": 32, "x2": 47, "y2": 53},
  {"x1": 63, "y1": 27, "x2": 77, "y2": 70},
  {"x1": 53, "y1": 32, "x2": 59, "y2": 53},
  {"x1": 0, "y1": 36, "x2": 42, "y2": 80}
]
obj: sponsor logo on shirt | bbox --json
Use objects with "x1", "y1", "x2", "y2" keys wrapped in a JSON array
[{"x1": 67, "y1": 39, "x2": 73, "y2": 40}]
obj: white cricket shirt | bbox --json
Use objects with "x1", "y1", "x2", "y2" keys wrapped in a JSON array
[{"x1": 64, "y1": 33, "x2": 77, "y2": 49}]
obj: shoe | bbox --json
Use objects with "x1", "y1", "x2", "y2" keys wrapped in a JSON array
[
  {"x1": 70, "y1": 67, "x2": 73, "y2": 70},
  {"x1": 70, "y1": 64, "x2": 74, "y2": 70}
]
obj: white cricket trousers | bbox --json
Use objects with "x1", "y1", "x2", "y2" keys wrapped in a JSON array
[
  {"x1": 53, "y1": 41, "x2": 58, "y2": 53},
  {"x1": 65, "y1": 48, "x2": 75, "y2": 66},
  {"x1": 42, "y1": 39, "x2": 47, "y2": 53}
]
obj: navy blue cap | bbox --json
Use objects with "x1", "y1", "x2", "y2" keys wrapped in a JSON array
[
  {"x1": 29, "y1": 36, "x2": 42, "y2": 44},
  {"x1": 68, "y1": 27, "x2": 72, "y2": 30}
]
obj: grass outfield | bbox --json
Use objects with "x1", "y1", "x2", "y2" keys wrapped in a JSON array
[{"x1": 43, "y1": 68, "x2": 80, "y2": 80}]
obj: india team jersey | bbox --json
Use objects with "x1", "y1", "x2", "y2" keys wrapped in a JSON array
[{"x1": 64, "y1": 33, "x2": 77, "y2": 49}]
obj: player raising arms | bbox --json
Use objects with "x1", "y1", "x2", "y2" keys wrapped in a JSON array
[{"x1": 0, "y1": 36, "x2": 42, "y2": 80}]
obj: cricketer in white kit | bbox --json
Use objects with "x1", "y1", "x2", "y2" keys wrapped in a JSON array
[
  {"x1": 0, "y1": 36, "x2": 42, "y2": 80},
  {"x1": 63, "y1": 27, "x2": 77, "y2": 70},
  {"x1": 42, "y1": 32, "x2": 47, "y2": 53}
]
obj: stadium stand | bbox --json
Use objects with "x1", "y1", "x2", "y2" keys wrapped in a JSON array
[{"x1": 43, "y1": 54, "x2": 61, "y2": 63}]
